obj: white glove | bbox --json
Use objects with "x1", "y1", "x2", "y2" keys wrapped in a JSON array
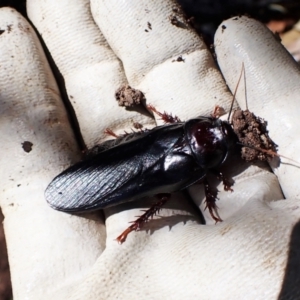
[{"x1": 0, "y1": 1, "x2": 299, "y2": 299}]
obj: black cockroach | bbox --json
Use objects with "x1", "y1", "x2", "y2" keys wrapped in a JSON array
[{"x1": 45, "y1": 66, "x2": 278, "y2": 243}]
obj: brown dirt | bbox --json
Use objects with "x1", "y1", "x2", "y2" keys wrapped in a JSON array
[
  {"x1": 231, "y1": 109, "x2": 278, "y2": 161},
  {"x1": 115, "y1": 85, "x2": 145, "y2": 108}
]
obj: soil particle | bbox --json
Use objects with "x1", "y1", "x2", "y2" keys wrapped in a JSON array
[
  {"x1": 115, "y1": 85, "x2": 145, "y2": 108},
  {"x1": 22, "y1": 141, "x2": 33, "y2": 153},
  {"x1": 172, "y1": 55, "x2": 185, "y2": 62},
  {"x1": 231, "y1": 109, "x2": 277, "y2": 161}
]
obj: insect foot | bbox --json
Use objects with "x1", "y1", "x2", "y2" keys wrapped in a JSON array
[
  {"x1": 116, "y1": 194, "x2": 171, "y2": 244},
  {"x1": 203, "y1": 178, "x2": 223, "y2": 223},
  {"x1": 147, "y1": 104, "x2": 182, "y2": 123}
]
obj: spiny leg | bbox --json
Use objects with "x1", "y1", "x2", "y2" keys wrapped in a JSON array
[
  {"x1": 210, "y1": 169, "x2": 234, "y2": 192},
  {"x1": 116, "y1": 193, "x2": 171, "y2": 244},
  {"x1": 104, "y1": 124, "x2": 144, "y2": 139},
  {"x1": 147, "y1": 104, "x2": 181, "y2": 123},
  {"x1": 203, "y1": 178, "x2": 222, "y2": 222},
  {"x1": 104, "y1": 128, "x2": 119, "y2": 138}
]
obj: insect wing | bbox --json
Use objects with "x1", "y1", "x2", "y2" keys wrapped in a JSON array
[
  {"x1": 45, "y1": 123, "x2": 184, "y2": 212},
  {"x1": 45, "y1": 153, "x2": 143, "y2": 211}
]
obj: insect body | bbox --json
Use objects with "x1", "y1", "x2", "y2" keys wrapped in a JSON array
[{"x1": 45, "y1": 115, "x2": 238, "y2": 242}]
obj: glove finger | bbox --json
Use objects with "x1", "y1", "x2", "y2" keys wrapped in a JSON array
[
  {"x1": 190, "y1": 16, "x2": 292, "y2": 223},
  {"x1": 27, "y1": 0, "x2": 155, "y2": 147},
  {"x1": 215, "y1": 16, "x2": 300, "y2": 200},
  {"x1": 90, "y1": 0, "x2": 233, "y2": 123},
  {"x1": 0, "y1": 8, "x2": 105, "y2": 299}
]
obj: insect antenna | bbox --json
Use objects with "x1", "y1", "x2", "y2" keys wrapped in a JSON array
[
  {"x1": 227, "y1": 62, "x2": 245, "y2": 122},
  {"x1": 242, "y1": 63, "x2": 248, "y2": 111}
]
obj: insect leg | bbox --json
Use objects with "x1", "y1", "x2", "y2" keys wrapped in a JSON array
[
  {"x1": 210, "y1": 169, "x2": 234, "y2": 192},
  {"x1": 203, "y1": 178, "x2": 223, "y2": 222},
  {"x1": 147, "y1": 104, "x2": 181, "y2": 123},
  {"x1": 104, "y1": 128, "x2": 136, "y2": 139},
  {"x1": 105, "y1": 121, "x2": 146, "y2": 139},
  {"x1": 116, "y1": 193, "x2": 171, "y2": 244},
  {"x1": 104, "y1": 128, "x2": 119, "y2": 138}
]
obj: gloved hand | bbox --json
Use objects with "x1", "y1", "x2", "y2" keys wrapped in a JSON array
[{"x1": 0, "y1": 1, "x2": 299, "y2": 299}]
